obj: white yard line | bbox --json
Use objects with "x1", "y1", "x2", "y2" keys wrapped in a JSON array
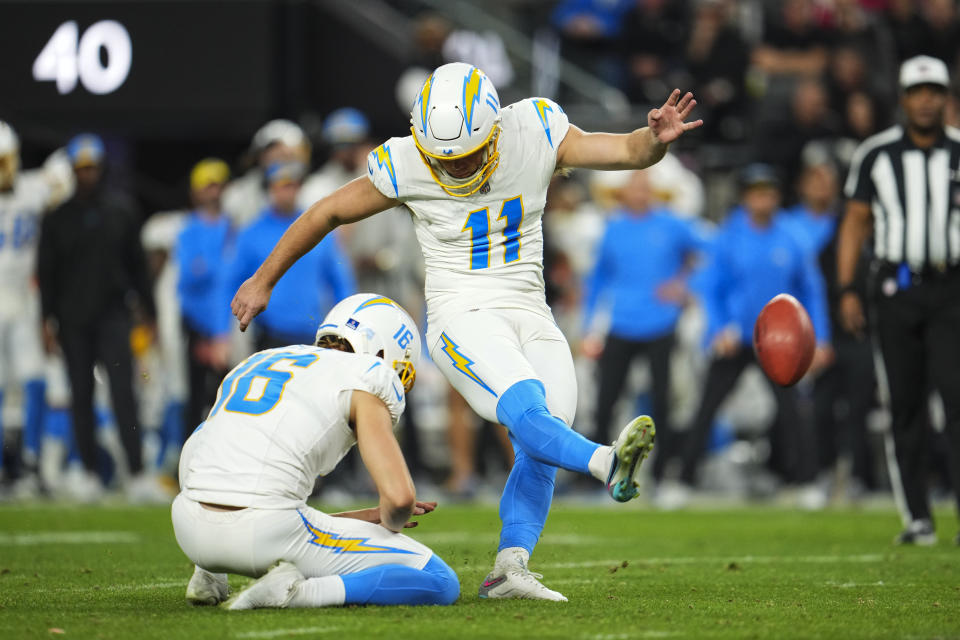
[
  {"x1": 0, "y1": 531, "x2": 139, "y2": 545},
  {"x1": 586, "y1": 633, "x2": 679, "y2": 639},
  {"x1": 414, "y1": 532, "x2": 604, "y2": 545},
  {"x1": 234, "y1": 627, "x2": 340, "y2": 639},
  {"x1": 462, "y1": 553, "x2": 908, "y2": 571}
]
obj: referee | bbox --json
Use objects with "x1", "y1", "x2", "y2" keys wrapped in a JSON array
[{"x1": 838, "y1": 55, "x2": 960, "y2": 545}]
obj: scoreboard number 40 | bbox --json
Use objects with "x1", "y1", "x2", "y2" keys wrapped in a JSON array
[{"x1": 32, "y1": 20, "x2": 132, "y2": 95}]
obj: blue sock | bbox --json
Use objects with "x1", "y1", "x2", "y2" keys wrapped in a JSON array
[
  {"x1": 498, "y1": 436, "x2": 557, "y2": 553},
  {"x1": 341, "y1": 555, "x2": 459, "y2": 606},
  {"x1": 23, "y1": 379, "x2": 46, "y2": 460},
  {"x1": 495, "y1": 379, "x2": 598, "y2": 474}
]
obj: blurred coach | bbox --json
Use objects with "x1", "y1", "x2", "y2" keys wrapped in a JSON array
[
  {"x1": 838, "y1": 55, "x2": 960, "y2": 545},
  {"x1": 37, "y1": 134, "x2": 157, "y2": 501}
]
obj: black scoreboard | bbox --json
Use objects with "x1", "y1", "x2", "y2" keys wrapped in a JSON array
[{"x1": 0, "y1": 1, "x2": 278, "y2": 136}]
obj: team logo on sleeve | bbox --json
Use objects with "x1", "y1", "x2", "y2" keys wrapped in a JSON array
[
  {"x1": 532, "y1": 99, "x2": 555, "y2": 148},
  {"x1": 462, "y1": 67, "x2": 483, "y2": 135},
  {"x1": 370, "y1": 144, "x2": 398, "y2": 197}
]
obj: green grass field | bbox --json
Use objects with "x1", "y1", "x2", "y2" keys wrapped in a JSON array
[{"x1": 1, "y1": 501, "x2": 958, "y2": 639}]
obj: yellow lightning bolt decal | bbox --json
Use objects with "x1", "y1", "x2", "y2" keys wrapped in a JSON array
[
  {"x1": 532, "y1": 99, "x2": 555, "y2": 148},
  {"x1": 298, "y1": 512, "x2": 415, "y2": 555},
  {"x1": 370, "y1": 144, "x2": 398, "y2": 197},
  {"x1": 354, "y1": 296, "x2": 398, "y2": 313},
  {"x1": 462, "y1": 67, "x2": 483, "y2": 135},
  {"x1": 417, "y1": 73, "x2": 434, "y2": 136},
  {"x1": 439, "y1": 332, "x2": 496, "y2": 397}
]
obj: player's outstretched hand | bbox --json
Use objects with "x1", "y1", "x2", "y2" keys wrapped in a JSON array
[
  {"x1": 648, "y1": 89, "x2": 703, "y2": 145},
  {"x1": 404, "y1": 501, "x2": 438, "y2": 529},
  {"x1": 232, "y1": 275, "x2": 272, "y2": 332}
]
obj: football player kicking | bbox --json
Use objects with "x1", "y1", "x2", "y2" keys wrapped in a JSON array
[
  {"x1": 172, "y1": 293, "x2": 459, "y2": 610},
  {"x1": 232, "y1": 63, "x2": 702, "y2": 601}
]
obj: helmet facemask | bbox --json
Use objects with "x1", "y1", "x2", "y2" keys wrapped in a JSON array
[{"x1": 411, "y1": 122, "x2": 501, "y2": 198}]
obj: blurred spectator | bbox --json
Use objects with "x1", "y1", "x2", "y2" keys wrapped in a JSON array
[
  {"x1": 229, "y1": 161, "x2": 354, "y2": 351},
  {"x1": 175, "y1": 159, "x2": 234, "y2": 436},
  {"x1": 0, "y1": 121, "x2": 49, "y2": 495},
  {"x1": 830, "y1": 0, "x2": 897, "y2": 89},
  {"x1": 37, "y1": 134, "x2": 166, "y2": 503},
  {"x1": 619, "y1": 0, "x2": 689, "y2": 106},
  {"x1": 410, "y1": 13, "x2": 452, "y2": 71},
  {"x1": 406, "y1": 13, "x2": 514, "y2": 89},
  {"x1": 222, "y1": 119, "x2": 310, "y2": 229},
  {"x1": 299, "y1": 108, "x2": 374, "y2": 209},
  {"x1": 664, "y1": 164, "x2": 831, "y2": 508},
  {"x1": 886, "y1": 0, "x2": 932, "y2": 62},
  {"x1": 551, "y1": 0, "x2": 635, "y2": 86},
  {"x1": 684, "y1": 0, "x2": 751, "y2": 142},
  {"x1": 755, "y1": 78, "x2": 839, "y2": 201},
  {"x1": 827, "y1": 46, "x2": 876, "y2": 117},
  {"x1": 753, "y1": 0, "x2": 833, "y2": 79},
  {"x1": 786, "y1": 162, "x2": 877, "y2": 499},
  {"x1": 582, "y1": 170, "x2": 708, "y2": 485},
  {"x1": 920, "y1": 0, "x2": 960, "y2": 69}
]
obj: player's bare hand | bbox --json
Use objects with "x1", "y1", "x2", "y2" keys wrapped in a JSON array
[
  {"x1": 648, "y1": 89, "x2": 703, "y2": 145},
  {"x1": 839, "y1": 292, "x2": 865, "y2": 337},
  {"x1": 711, "y1": 326, "x2": 741, "y2": 358},
  {"x1": 403, "y1": 500, "x2": 438, "y2": 528},
  {"x1": 580, "y1": 335, "x2": 604, "y2": 360},
  {"x1": 231, "y1": 275, "x2": 272, "y2": 332}
]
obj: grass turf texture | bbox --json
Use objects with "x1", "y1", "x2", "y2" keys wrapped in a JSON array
[{"x1": 0, "y1": 503, "x2": 958, "y2": 639}]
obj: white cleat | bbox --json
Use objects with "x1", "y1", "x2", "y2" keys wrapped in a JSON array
[
  {"x1": 478, "y1": 567, "x2": 567, "y2": 602},
  {"x1": 186, "y1": 566, "x2": 230, "y2": 606},
  {"x1": 606, "y1": 415, "x2": 656, "y2": 502},
  {"x1": 223, "y1": 561, "x2": 303, "y2": 610}
]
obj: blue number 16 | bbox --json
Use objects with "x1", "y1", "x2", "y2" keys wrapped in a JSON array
[
  {"x1": 462, "y1": 196, "x2": 524, "y2": 270},
  {"x1": 209, "y1": 351, "x2": 318, "y2": 417}
]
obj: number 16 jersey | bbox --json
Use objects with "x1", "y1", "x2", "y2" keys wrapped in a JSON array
[{"x1": 366, "y1": 97, "x2": 570, "y2": 345}]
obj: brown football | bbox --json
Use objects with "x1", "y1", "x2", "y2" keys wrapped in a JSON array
[{"x1": 752, "y1": 293, "x2": 815, "y2": 387}]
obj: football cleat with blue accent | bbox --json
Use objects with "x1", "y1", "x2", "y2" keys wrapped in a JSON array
[
  {"x1": 606, "y1": 415, "x2": 656, "y2": 502},
  {"x1": 223, "y1": 561, "x2": 303, "y2": 610}
]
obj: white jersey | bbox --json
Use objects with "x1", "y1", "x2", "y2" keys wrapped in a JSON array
[
  {"x1": 179, "y1": 345, "x2": 405, "y2": 509},
  {"x1": 0, "y1": 172, "x2": 49, "y2": 317},
  {"x1": 366, "y1": 97, "x2": 570, "y2": 345}
]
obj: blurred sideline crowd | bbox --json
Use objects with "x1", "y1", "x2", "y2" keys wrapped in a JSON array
[{"x1": 1, "y1": 0, "x2": 959, "y2": 510}]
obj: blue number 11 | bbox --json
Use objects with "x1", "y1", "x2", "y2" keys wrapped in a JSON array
[{"x1": 462, "y1": 196, "x2": 524, "y2": 270}]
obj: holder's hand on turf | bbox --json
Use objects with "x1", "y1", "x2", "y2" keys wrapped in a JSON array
[
  {"x1": 232, "y1": 275, "x2": 273, "y2": 332},
  {"x1": 649, "y1": 89, "x2": 703, "y2": 145},
  {"x1": 403, "y1": 501, "x2": 438, "y2": 528},
  {"x1": 330, "y1": 501, "x2": 438, "y2": 529}
]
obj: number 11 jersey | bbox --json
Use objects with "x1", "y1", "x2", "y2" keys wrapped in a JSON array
[{"x1": 366, "y1": 97, "x2": 570, "y2": 344}]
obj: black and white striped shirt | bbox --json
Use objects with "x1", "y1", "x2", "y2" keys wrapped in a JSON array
[{"x1": 844, "y1": 125, "x2": 960, "y2": 270}]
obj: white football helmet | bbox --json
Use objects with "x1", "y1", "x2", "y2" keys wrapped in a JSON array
[
  {"x1": 0, "y1": 121, "x2": 21, "y2": 191},
  {"x1": 315, "y1": 293, "x2": 421, "y2": 393},
  {"x1": 410, "y1": 62, "x2": 501, "y2": 197}
]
